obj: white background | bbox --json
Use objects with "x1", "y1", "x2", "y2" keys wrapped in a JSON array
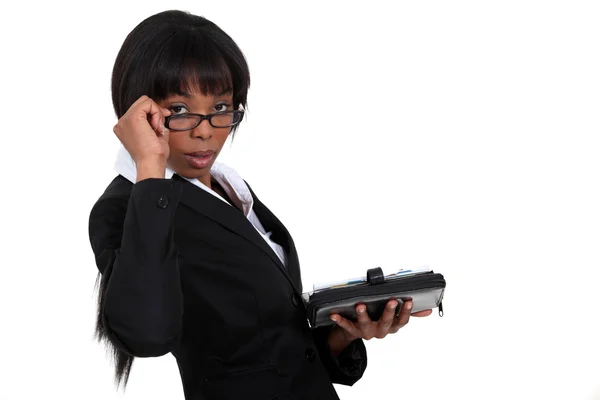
[{"x1": 1, "y1": 1, "x2": 599, "y2": 399}]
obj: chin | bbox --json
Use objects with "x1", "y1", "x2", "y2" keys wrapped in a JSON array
[
  {"x1": 174, "y1": 169, "x2": 207, "y2": 180},
  {"x1": 169, "y1": 154, "x2": 218, "y2": 179}
]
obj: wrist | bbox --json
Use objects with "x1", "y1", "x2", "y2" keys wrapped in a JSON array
[
  {"x1": 136, "y1": 158, "x2": 166, "y2": 182},
  {"x1": 328, "y1": 325, "x2": 358, "y2": 357}
]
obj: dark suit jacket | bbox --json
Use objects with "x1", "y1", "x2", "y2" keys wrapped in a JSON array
[{"x1": 88, "y1": 174, "x2": 367, "y2": 400}]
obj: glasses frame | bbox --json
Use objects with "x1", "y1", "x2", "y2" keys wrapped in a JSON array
[{"x1": 164, "y1": 110, "x2": 245, "y2": 131}]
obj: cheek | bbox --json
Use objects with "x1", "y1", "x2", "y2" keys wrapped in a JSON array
[
  {"x1": 166, "y1": 134, "x2": 187, "y2": 153},
  {"x1": 214, "y1": 129, "x2": 232, "y2": 150},
  {"x1": 165, "y1": 129, "x2": 231, "y2": 156}
]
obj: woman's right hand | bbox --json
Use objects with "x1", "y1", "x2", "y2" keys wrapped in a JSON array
[{"x1": 113, "y1": 95, "x2": 172, "y2": 175}]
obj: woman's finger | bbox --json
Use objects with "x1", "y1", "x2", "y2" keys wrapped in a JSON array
[
  {"x1": 411, "y1": 309, "x2": 433, "y2": 317},
  {"x1": 137, "y1": 97, "x2": 167, "y2": 134},
  {"x1": 376, "y1": 300, "x2": 398, "y2": 335},
  {"x1": 391, "y1": 301, "x2": 412, "y2": 332},
  {"x1": 158, "y1": 108, "x2": 172, "y2": 135},
  {"x1": 330, "y1": 314, "x2": 362, "y2": 339},
  {"x1": 150, "y1": 106, "x2": 164, "y2": 133},
  {"x1": 355, "y1": 304, "x2": 372, "y2": 331}
]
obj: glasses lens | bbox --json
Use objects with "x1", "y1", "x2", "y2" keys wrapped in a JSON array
[
  {"x1": 167, "y1": 111, "x2": 242, "y2": 130},
  {"x1": 211, "y1": 111, "x2": 240, "y2": 128},
  {"x1": 168, "y1": 115, "x2": 202, "y2": 130}
]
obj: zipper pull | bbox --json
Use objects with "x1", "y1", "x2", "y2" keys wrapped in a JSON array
[{"x1": 438, "y1": 300, "x2": 444, "y2": 317}]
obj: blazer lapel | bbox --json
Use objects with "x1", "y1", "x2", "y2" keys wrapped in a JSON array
[
  {"x1": 172, "y1": 174, "x2": 301, "y2": 294},
  {"x1": 245, "y1": 182, "x2": 303, "y2": 294}
]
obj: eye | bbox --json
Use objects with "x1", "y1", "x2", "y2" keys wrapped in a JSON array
[
  {"x1": 214, "y1": 102, "x2": 231, "y2": 113},
  {"x1": 170, "y1": 104, "x2": 189, "y2": 114}
]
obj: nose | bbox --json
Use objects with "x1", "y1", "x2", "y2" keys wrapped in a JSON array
[{"x1": 190, "y1": 118, "x2": 213, "y2": 140}]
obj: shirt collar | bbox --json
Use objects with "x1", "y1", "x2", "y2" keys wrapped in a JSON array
[{"x1": 113, "y1": 144, "x2": 254, "y2": 216}]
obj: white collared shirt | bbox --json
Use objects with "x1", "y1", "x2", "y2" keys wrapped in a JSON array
[{"x1": 113, "y1": 145, "x2": 288, "y2": 267}]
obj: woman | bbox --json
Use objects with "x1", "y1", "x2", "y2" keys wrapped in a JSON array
[{"x1": 89, "y1": 10, "x2": 431, "y2": 400}]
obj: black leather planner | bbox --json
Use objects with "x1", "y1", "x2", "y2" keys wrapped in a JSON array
[{"x1": 303, "y1": 267, "x2": 446, "y2": 328}]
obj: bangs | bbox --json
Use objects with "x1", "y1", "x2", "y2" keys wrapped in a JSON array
[{"x1": 150, "y1": 29, "x2": 240, "y2": 103}]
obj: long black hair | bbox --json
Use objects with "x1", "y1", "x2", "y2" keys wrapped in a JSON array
[{"x1": 96, "y1": 9, "x2": 250, "y2": 389}]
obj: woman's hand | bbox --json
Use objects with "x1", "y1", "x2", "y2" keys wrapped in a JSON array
[
  {"x1": 113, "y1": 95, "x2": 172, "y2": 174},
  {"x1": 327, "y1": 300, "x2": 432, "y2": 355}
]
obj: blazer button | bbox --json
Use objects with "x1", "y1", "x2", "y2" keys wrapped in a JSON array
[
  {"x1": 291, "y1": 293, "x2": 301, "y2": 307},
  {"x1": 156, "y1": 196, "x2": 169, "y2": 208},
  {"x1": 305, "y1": 348, "x2": 316, "y2": 362}
]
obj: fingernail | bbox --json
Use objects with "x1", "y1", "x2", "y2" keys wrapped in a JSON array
[
  {"x1": 330, "y1": 315, "x2": 339, "y2": 322},
  {"x1": 357, "y1": 307, "x2": 365, "y2": 314},
  {"x1": 389, "y1": 301, "x2": 398, "y2": 309},
  {"x1": 407, "y1": 302, "x2": 413, "y2": 310}
]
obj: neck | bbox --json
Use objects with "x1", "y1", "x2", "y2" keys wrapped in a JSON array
[
  {"x1": 198, "y1": 174, "x2": 212, "y2": 189},
  {"x1": 210, "y1": 177, "x2": 234, "y2": 207}
]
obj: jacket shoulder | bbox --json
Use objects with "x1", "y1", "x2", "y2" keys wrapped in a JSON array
[
  {"x1": 98, "y1": 174, "x2": 133, "y2": 201},
  {"x1": 88, "y1": 175, "x2": 132, "y2": 243}
]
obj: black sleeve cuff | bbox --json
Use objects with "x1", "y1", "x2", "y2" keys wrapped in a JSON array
[{"x1": 312, "y1": 326, "x2": 368, "y2": 386}]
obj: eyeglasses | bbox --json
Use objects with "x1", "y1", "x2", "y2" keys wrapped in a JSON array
[{"x1": 164, "y1": 110, "x2": 244, "y2": 131}]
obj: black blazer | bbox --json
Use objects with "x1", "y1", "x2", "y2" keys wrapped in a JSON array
[{"x1": 88, "y1": 174, "x2": 367, "y2": 400}]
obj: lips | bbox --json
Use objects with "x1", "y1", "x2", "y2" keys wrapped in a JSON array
[
  {"x1": 185, "y1": 150, "x2": 215, "y2": 157},
  {"x1": 183, "y1": 150, "x2": 215, "y2": 169}
]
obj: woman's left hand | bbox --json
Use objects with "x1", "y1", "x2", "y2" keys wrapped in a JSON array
[{"x1": 330, "y1": 300, "x2": 432, "y2": 344}]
